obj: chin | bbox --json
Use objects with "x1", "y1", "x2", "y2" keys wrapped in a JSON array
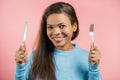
[{"x1": 53, "y1": 42, "x2": 65, "y2": 48}]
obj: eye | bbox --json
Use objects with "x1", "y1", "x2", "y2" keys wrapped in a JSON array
[
  {"x1": 59, "y1": 24, "x2": 66, "y2": 29},
  {"x1": 47, "y1": 25, "x2": 53, "y2": 30}
]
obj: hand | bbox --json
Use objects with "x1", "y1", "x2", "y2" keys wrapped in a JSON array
[
  {"x1": 89, "y1": 46, "x2": 101, "y2": 65},
  {"x1": 15, "y1": 45, "x2": 28, "y2": 65}
]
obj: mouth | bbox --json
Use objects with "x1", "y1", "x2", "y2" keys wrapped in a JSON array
[{"x1": 52, "y1": 36, "x2": 65, "y2": 43}]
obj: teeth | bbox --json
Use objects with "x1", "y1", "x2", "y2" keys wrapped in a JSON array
[{"x1": 54, "y1": 37, "x2": 64, "y2": 41}]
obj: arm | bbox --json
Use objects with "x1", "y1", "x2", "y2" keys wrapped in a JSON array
[
  {"x1": 14, "y1": 63, "x2": 28, "y2": 80},
  {"x1": 88, "y1": 63, "x2": 102, "y2": 80},
  {"x1": 88, "y1": 46, "x2": 102, "y2": 80},
  {"x1": 14, "y1": 51, "x2": 33, "y2": 80}
]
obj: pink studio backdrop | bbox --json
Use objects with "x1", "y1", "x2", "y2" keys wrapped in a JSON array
[{"x1": 0, "y1": 0, "x2": 120, "y2": 80}]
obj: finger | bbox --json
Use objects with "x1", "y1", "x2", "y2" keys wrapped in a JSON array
[
  {"x1": 90, "y1": 49, "x2": 100, "y2": 55},
  {"x1": 19, "y1": 45, "x2": 26, "y2": 52},
  {"x1": 93, "y1": 46, "x2": 99, "y2": 51},
  {"x1": 91, "y1": 61, "x2": 97, "y2": 65},
  {"x1": 18, "y1": 54, "x2": 25, "y2": 59},
  {"x1": 16, "y1": 50, "x2": 25, "y2": 55},
  {"x1": 15, "y1": 52, "x2": 24, "y2": 61},
  {"x1": 90, "y1": 51, "x2": 101, "y2": 61},
  {"x1": 90, "y1": 45, "x2": 99, "y2": 51},
  {"x1": 89, "y1": 58, "x2": 97, "y2": 65},
  {"x1": 15, "y1": 51, "x2": 21, "y2": 60},
  {"x1": 90, "y1": 54, "x2": 97, "y2": 58},
  {"x1": 17, "y1": 52, "x2": 28, "y2": 62},
  {"x1": 15, "y1": 54, "x2": 23, "y2": 62},
  {"x1": 15, "y1": 57, "x2": 22, "y2": 62},
  {"x1": 17, "y1": 61, "x2": 25, "y2": 65},
  {"x1": 15, "y1": 55, "x2": 27, "y2": 65},
  {"x1": 90, "y1": 53, "x2": 100, "y2": 59},
  {"x1": 90, "y1": 57, "x2": 100, "y2": 64},
  {"x1": 90, "y1": 51, "x2": 96, "y2": 55},
  {"x1": 90, "y1": 57, "x2": 98, "y2": 61},
  {"x1": 17, "y1": 51, "x2": 27, "y2": 58},
  {"x1": 15, "y1": 58, "x2": 25, "y2": 64}
]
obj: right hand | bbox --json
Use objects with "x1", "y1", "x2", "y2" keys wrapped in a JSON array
[{"x1": 15, "y1": 45, "x2": 28, "y2": 65}]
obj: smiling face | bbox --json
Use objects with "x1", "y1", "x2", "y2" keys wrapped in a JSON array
[{"x1": 46, "y1": 13, "x2": 77, "y2": 50}]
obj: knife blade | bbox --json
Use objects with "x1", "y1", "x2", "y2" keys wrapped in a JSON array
[{"x1": 22, "y1": 22, "x2": 28, "y2": 46}]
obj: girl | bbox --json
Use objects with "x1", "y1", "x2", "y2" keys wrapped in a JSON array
[{"x1": 15, "y1": 2, "x2": 101, "y2": 80}]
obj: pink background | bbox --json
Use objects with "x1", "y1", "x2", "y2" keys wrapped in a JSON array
[{"x1": 0, "y1": 0, "x2": 120, "y2": 80}]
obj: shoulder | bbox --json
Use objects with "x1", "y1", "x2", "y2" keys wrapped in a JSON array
[{"x1": 74, "y1": 44, "x2": 89, "y2": 55}]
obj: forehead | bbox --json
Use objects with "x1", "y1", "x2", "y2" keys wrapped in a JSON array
[{"x1": 47, "y1": 13, "x2": 71, "y2": 25}]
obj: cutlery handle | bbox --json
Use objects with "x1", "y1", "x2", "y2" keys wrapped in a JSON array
[{"x1": 91, "y1": 36, "x2": 94, "y2": 47}]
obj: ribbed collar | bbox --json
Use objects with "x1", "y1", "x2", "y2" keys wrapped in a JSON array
[{"x1": 54, "y1": 44, "x2": 80, "y2": 56}]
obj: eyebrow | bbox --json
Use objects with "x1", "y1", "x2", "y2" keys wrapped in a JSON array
[
  {"x1": 47, "y1": 22, "x2": 65, "y2": 26},
  {"x1": 58, "y1": 23, "x2": 65, "y2": 26}
]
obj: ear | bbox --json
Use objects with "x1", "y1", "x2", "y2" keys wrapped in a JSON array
[{"x1": 72, "y1": 22, "x2": 77, "y2": 32}]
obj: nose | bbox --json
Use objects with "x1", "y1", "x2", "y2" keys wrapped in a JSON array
[{"x1": 53, "y1": 27, "x2": 61, "y2": 35}]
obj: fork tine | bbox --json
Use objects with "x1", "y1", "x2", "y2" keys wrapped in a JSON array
[{"x1": 90, "y1": 24, "x2": 94, "y2": 32}]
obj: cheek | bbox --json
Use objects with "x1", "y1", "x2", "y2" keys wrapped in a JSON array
[
  {"x1": 64, "y1": 29, "x2": 69, "y2": 33},
  {"x1": 63, "y1": 28, "x2": 73, "y2": 36},
  {"x1": 47, "y1": 31, "x2": 52, "y2": 38}
]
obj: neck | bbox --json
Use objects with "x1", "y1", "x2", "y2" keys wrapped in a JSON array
[{"x1": 56, "y1": 43, "x2": 74, "y2": 51}]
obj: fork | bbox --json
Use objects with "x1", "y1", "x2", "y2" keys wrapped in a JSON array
[{"x1": 89, "y1": 24, "x2": 94, "y2": 47}]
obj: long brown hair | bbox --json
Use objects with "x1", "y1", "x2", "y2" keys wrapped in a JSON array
[{"x1": 31, "y1": 2, "x2": 79, "y2": 80}]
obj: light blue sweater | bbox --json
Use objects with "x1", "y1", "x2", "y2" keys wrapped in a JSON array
[{"x1": 15, "y1": 44, "x2": 101, "y2": 80}]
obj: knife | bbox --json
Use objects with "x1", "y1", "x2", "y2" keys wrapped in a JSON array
[{"x1": 22, "y1": 22, "x2": 28, "y2": 46}]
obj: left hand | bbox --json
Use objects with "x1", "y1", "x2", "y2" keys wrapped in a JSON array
[{"x1": 89, "y1": 46, "x2": 101, "y2": 65}]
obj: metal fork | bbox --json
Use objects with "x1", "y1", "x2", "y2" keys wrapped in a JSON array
[{"x1": 89, "y1": 24, "x2": 94, "y2": 47}]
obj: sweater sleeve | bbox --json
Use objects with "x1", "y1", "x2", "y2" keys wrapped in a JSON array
[
  {"x1": 88, "y1": 63, "x2": 102, "y2": 80},
  {"x1": 14, "y1": 51, "x2": 33, "y2": 80}
]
